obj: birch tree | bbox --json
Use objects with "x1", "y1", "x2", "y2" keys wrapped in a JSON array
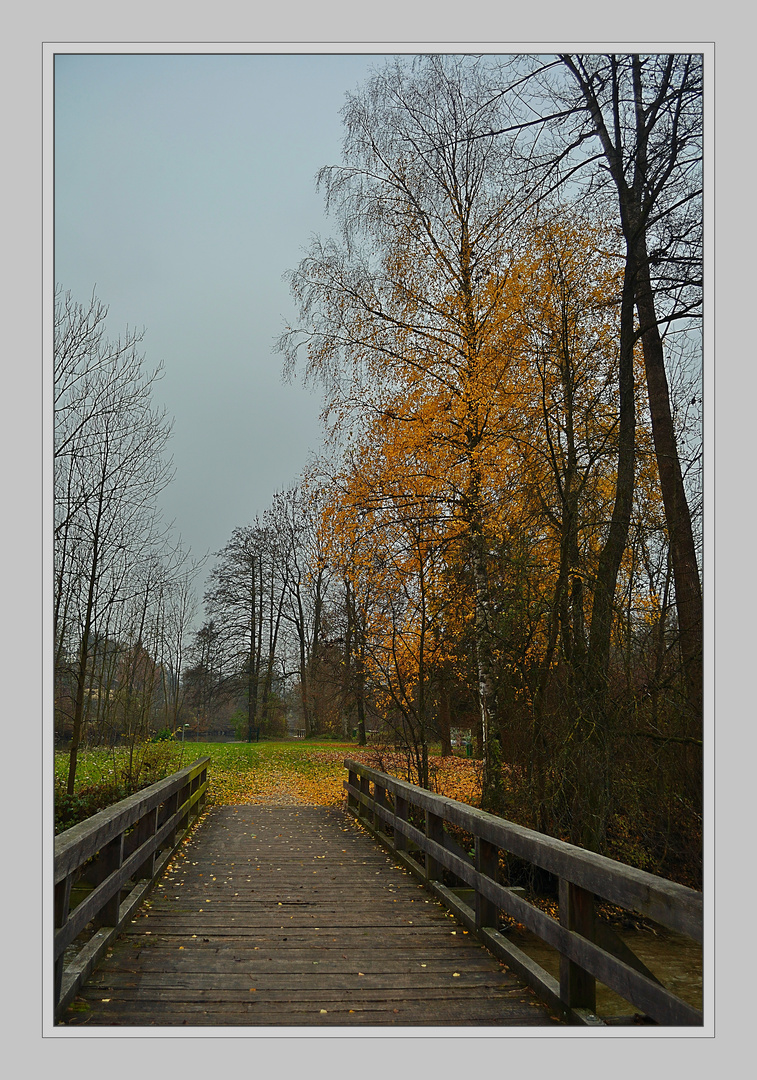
[{"x1": 280, "y1": 55, "x2": 529, "y2": 804}]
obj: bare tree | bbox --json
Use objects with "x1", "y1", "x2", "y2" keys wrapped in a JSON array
[
  {"x1": 154, "y1": 550, "x2": 205, "y2": 734},
  {"x1": 494, "y1": 53, "x2": 703, "y2": 719},
  {"x1": 183, "y1": 619, "x2": 227, "y2": 738},
  {"x1": 204, "y1": 520, "x2": 289, "y2": 741},
  {"x1": 272, "y1": 486, "x2": 331, "y2": 738},
  {"x1": 54, "y1": 289, "x2": 175, "y2": 793}
]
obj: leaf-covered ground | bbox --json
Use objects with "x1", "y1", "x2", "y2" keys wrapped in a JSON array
[
  {"x1": 201, "y1": 742, "x2": 483, "y2": 808},
  {"x1": 54, "y1": 740, "x2": 483, "y2": 818}
]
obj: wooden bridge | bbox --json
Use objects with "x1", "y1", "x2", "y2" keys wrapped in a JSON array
[{"x1": 54, "y1": 757, "x2": 704, "y2": 1028}]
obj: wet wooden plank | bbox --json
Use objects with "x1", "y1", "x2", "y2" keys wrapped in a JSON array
[{"x1": 61, "y1": 805, "x2": 561, "y2": 1028}]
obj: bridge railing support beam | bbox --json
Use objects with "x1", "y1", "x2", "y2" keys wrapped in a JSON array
[
  {"x1": 475, "y1": 836, "x2": 499, "y2": 931},
  {"x1": 342, "y1": 757, "x2": 704, "y2": 1027},
  {"x1": 374, "y1": 784, "x2": 387, "y2": 834},
  {"x1": 559, "y1": 878, "x2": 596, "y2": 1012},
  {"x1": 347, "y1": 768, "x2": 359, "y2": 813},
  {"x1": 425, "y1": 810, "x2": 444, "y2": 882},
  {"x1": 53, "y1": 757, "x2": 210, "y2": 1024},
  {"x1": 394, "y1": 795, "x2": 408, "y2": 851}
]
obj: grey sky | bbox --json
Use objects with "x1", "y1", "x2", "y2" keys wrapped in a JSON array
[{"x1": 54, "y1": 51, "x2": 389, "y2": 595}]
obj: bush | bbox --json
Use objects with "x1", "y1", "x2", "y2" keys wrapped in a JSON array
[
  {"x1": 55, "y1": 782, "x2": 128, "y2": 834},
  {"x1": 54, "y1": 740, "x2": 184, "y2": 834},
  {"x1": 151, "y1": 728, "x2": 174, "y2": 742}
]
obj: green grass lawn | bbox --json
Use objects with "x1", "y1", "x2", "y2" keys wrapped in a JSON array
[
  {"x1": 54, "y1": 739, "x2": 370, "y2": 831},
  {"x1": 53, "y1": 738, "x2": 468, "y2": 832}
]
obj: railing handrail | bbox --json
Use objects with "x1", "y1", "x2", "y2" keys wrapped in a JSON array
[
  {"x1": 344, "y1": 758, "x2": 702, "y2": 939},
  {"x1": 55, "y1": 757, "x2": 210, "y2": 882},
  {"x1": 343, "y1": 758, "x2": 703, "y2": 1026},
  {"x1": 54, "y1": 756, "x2": 210, "y2": 1021}
]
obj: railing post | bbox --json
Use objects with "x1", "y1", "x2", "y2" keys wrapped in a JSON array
[
  {"x1": 374, "y1": 784, "x2": 386, "y2": 833},
  {"x1": 93, "y1": 834, "x2": 124, "y2": 928},
  {"x1": 394, "y1": 794, "x2": 408, "y2": 851},
  {"x1": 163, "y1": 788, "x2": 180, "y2": 846},
  {"x1": 54, "y1": 875, "x2": 72, "y2": 1006},
  {"x1": 425, "y1": 810, "x2": 444, "y2": 882},
  {"x1": 475, "y1": 836, "x2": 499, "y2": 930},
  {"x1": 190, "y1": 770, "x2": 203, "y2": 823},
  {"x1": 177, "y1": 779, "x2": 191, "y2": 834},
  {"x1": 347, "y1": 768, "x2": 359, "y2": 812},
  {"x1": 359, "y1": 774, "x2": 371, "y2": 823},
  {"x1": 198, "y1": 765, "x2": 208, "y2": 814},
  {"x1": 134, "y1": 807, "x2": 158, "y2": 880},
  {"x1": 559, "y1": 878, "x2": 596, "y2": 1012}
]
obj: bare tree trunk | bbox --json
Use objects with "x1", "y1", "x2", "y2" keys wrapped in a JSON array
[
  {"x1": 67, "y1": 489, "x2": 105, "y2": 795},
  {"x1": 467, "y1": 478, "x2": 506, "y2": 813},
  {"x1": 560, "y1": 53, "x2": 703, "y2": 722},
  {"x1": 437, "y1": 690, "x2": 453, "y2": 757},
  {"x1": 345, "y1": 580, "x2": 368, "y2": 746},
  {"x1": 586, "y1": 244, "x2": 637, "y2": 690},
  {"x1": 634, "y1": 250, "x2": 703, "y2": 718}
]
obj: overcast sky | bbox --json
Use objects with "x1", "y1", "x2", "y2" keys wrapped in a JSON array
[{"x1": 55, "y1": 51, "x2": 391, "y2": 597}]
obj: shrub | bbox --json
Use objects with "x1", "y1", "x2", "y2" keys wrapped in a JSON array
[
  {"x1": 55, "y1": 781, "x2": 128, "y2": 834},
  {"x1": 151, "y1": 728, "x2": 174, "y2": 742},
  {"x1": 54, "y1": 740, "x2": 183, "y2": 833}
]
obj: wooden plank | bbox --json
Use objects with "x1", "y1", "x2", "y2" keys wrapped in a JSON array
[
  {"x1": 55, "y1": 804, "x2": 195, "y2": 954},
  {"x1": 71, "y1": 999, "x2": 551, "y2": 1027},
  {"x1": 60, "y1": 805, "x2": 560, "y2": 1028},
  {"x1": 344, "y1": 765, "x2": 703, "y2": 1025},
  {"x1": 54, "y1": 777, "x2": 208, "y2": 1018}
]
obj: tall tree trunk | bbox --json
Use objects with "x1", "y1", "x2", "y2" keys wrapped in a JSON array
[
  {"x1": 586, "y1": 246, "x2": 637, "y2": 695},
  {"x1": 634, "y1": 248, "x2": 703, "y2": 719},
  {"x1": 346, "y1": 581, "x2": 368, "y2": 745},
  {"x1": 467, "y1": 476, "x2": 505, "y2": 813},
  {"x1": 247, "y1": 561, "x2": 258, "y2": 743},
  {"x1": 562, "y1": 53, "x2": 703, "y2": 723},
  {"x1": 67, "y1": 489, "x2": 106, "y2": 796},
  {"x1": 572, "y1": 244, "x2": 637, "y2": 851},
  {"x1": 438, "y1": 690, "x2": 453, "y2": 757}
]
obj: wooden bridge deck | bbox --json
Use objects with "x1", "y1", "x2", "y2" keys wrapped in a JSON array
[{"x1": 61, "y1": 803, "x2": 561, "y2": 1027}]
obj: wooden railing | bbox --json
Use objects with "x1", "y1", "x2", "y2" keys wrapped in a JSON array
[
  {"x1": 344, "y1": 759, "x2": 703, "y2": 1026},
  {"x1": 54, "y1": 757, "x2": 210, "y2": 1020}
]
